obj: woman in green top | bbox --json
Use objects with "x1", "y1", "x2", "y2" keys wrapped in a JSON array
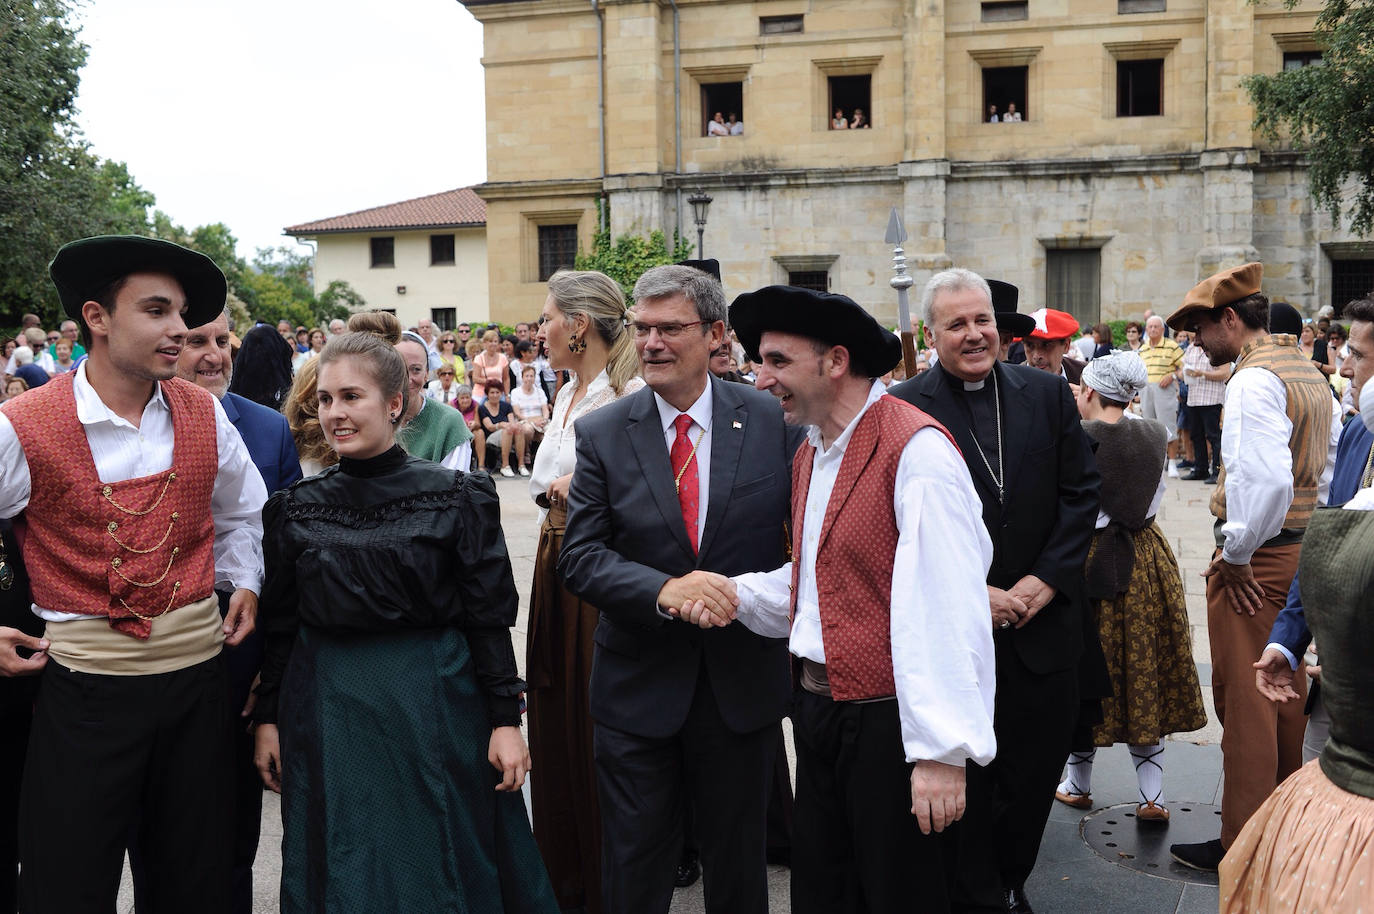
[{"x1": 396, "y1": 330, "x2": 473, "y2": 470}]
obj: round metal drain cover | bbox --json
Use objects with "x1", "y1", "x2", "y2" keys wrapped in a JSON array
[{"x1": 1080, "y1": 802, "x2": 1222, "y2": 886}]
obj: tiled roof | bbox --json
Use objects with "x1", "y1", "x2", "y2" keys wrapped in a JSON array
[{"x1": 284, "y1": 187, "x2": 486, "y2": 235}]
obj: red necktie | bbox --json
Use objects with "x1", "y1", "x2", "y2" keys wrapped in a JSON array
[{"x1": 671, "y1": 413, "x2": 700, "y2": 553}]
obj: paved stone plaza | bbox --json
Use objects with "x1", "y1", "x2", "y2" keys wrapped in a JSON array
[{"x1": 117, "y1": 468, "x2": 1230, "y2": 913}]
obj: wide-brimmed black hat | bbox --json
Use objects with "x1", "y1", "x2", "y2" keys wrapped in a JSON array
[
  {"x1": 729, "y1": 285, "x2": 902, "y2": 378},
  {"x1": 988, "y1": 279, "x2": 1035, "y2": 336},
  {"x1": 49, "y1": 235, "x2": 227, "y2": 330},
  {"x1": 1268, "y1": 301, "x2": 1302, "y2": 336}
]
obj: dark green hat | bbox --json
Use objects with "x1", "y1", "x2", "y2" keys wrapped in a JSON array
[
  {"x1": 49, "y1": 235, "x2": 227, "y2": 330},
  {"x1": 729, "y1": 285, "x2": 902, "y2": 378}
]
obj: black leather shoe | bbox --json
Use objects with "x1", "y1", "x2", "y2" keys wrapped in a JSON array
[
  {"x1": 1183, "y1": 469, "x2": 1210, "y2": 481},
  {"x1": 1204, "y1": 473, "x2": 1219, "y2": 484},
  {"x1": 1170, "y1": 838, "x2": 1225, "y2": 871},
  {"x1": 1005, "y1": 885, "x2": 1034, "y2": 914},
  {"x1": 674, "y1": 853, "x2": 701, "y2": 888}
]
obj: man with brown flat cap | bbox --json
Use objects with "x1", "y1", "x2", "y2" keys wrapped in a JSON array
[
  {"x1": 1165, "y1": 262, "x2": 1341, "y2": 872},
  {"x1": 0, "y1": 235, "x2": 267, "y2": 913}
]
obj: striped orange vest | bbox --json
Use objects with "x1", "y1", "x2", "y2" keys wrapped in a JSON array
[{"x1": 1211, "y1": 334, "x2": 1331, "y2": 531}]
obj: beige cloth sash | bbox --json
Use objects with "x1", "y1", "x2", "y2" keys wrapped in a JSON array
[{"x1": 44, "y1": 596, "x2": 223, "y2": 675}]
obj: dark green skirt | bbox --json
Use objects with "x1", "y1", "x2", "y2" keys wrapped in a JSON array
[{"x1": 279, "y1": 626, "x2": 558, "y2": 914}]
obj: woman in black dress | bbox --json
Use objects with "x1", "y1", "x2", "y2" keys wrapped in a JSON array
[{"x1": 252, "y1": 331, "x2": 557, "y2": 913}]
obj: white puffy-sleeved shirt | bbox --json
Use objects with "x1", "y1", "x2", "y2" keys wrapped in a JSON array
[
  {"x1": 732, "y1": 381, "x2": 998, "y2": 767},
  {"x1": 0, "y1": 362, "x2": 267, "y2": 621}
]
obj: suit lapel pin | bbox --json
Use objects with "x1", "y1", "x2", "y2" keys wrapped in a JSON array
[{"x1": 732, "y1": 421, "x2": 742, "y2": 429}]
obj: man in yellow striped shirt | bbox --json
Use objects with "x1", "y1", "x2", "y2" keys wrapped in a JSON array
[{"x1": 1139, "y1": 316, "x2": 1185, "y2": 475}]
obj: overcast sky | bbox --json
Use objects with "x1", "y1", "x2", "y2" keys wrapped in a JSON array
[{"x1": 73, "y1": 0, "x2": 488, "y2": 261}]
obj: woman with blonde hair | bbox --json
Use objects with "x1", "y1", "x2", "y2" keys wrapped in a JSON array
[
  {"x1": 525, "y1": 269, "x2": 643, "y2": 912},
  {"x1": 284, "y1": 358, "x2": 335, "y2": 477},
  {"x1": 472, "y1": 329, "x2": 510, "y2": 395}
]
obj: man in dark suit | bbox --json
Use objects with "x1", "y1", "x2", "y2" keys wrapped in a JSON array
[
  {"x1": 559, "y1": 264, "x2": 800, "y2": 914},
  {"x1": 132, "y1": 309, "x2": 304, "y2": 914},
  {"x1": 889, "y1": 269, "x2": 1099, "y2": 914}
]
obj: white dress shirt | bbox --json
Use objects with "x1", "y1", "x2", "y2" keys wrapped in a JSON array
[
  {"x1": 1219, "y1": 367, "x2": 1341, "y2": 565},
  {"x1": 732, "y1": 381, "x2": 997, "y2": 767},
  {"x1": 0, "y1": 362, "x2": 267, "y2": 622},
  {"x1": 653, "y1": 383, "x2": 713, "y2": 544}
]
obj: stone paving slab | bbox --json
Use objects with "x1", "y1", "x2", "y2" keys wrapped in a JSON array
[{"x1": 117, "y1": 468, "x2": 1228, "y2": 913}]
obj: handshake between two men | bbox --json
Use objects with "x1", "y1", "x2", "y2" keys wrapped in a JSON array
[{"x1": 659, "y1": 570, "x2": 738, "y2": 628}]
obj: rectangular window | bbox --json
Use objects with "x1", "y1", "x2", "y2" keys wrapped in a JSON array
[
  {"x1": 788, "y1": 270, "x2": 829, "y2": 292},
  {"x1": 982, "y1": 66, "x2": 1028, "y2": 122},
  {"x1": 537, "y1": 225, "x2": 578, "y2": 282},
  {"x1": 1118, "y1": 0, "x2": 1166, "y2": 13},
  {"x1": 759, "y1": 14, "x2": 803, "y2": 34},
  {"x1": 1283, "y1": 50, "x2": 1324, "y2": 70},
  {"x1": 1045, "y1": 249, "x2": 1101, "y2": 328},
  {"x1": 981, "y1": 1, "x2": 1028, "y2": 21},
  {"x1": 370, "y1": 237, "x2": 395, "y2": 268},
  {"x1": 431, "y1": 308, "x2": 457, "y2": 331},
  {"x1": 828, "y1": 75, "x2": 873, "y2": 129},
  {"x1": 701, "y1": 82, "x2": 744, "y2": 136},
  {"x1": 430, "y1": 234, "x2": 456, "y2": 265},
  {"x1": 1117, "y1": 59, "x2": 1163, "y2": 116},
  {"x1": 1331, "y1": 259, "x2": 1374, "y2": 312}
]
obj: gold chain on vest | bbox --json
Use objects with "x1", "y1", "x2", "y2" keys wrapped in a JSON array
[
  {"x1": 111, "y1": 547, "x2": 180, "y2": 588},
  {"x1": 107, "y1": 513, "x2": 178, "y2": 554},
  {"x1": 101, "y1": 472, "x2": 177, "y2": 517},
  {"x1": 119, "y1": 581, "x2": 182, "y2": 621}
]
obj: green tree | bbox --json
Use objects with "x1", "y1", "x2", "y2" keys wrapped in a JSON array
[
  {"x1": 1244, "y1": 0, "x2": 1374, "y2": 235},
  {"x1": 574, "y1": 207, "x2": 694, "y2": 301},
  {"x1": 0, "y1": 0, "x2": 155, "y2": 325},
  {"x1": 238, "y1": 247, "x2": 360, "y2": 329}
]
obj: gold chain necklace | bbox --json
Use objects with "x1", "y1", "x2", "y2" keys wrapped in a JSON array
[
  {"x1": 674, "y1": 425, "x2": 707, "y2": 493},
  {"x1": 1361, "y1": 440, "x2": 1374, "y2": 490},
  {"x1": 966, "y1": 371, "x2": 1005, "y2": 503}
]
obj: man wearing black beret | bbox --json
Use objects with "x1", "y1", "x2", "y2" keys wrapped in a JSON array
[
  {"x1": 0, "y1": 235, "x2": 267, "y2": 913},
  {"x1": 677, "y1": 285, "x2": 998, "y2": 913}
]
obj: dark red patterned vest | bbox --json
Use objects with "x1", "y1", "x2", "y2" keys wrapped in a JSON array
[
  {"x1": 1, "y1": 373, "x2": 218, "y2": 639},
  {"x1": 789, "y1": 395, "x2": 958, "y2": 701}
]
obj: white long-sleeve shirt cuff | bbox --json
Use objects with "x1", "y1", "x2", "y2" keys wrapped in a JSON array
[
  {"x1": 732, "y1": 564, "x2": 794, "y2": 639},
  {"x1": 1265, "y1": 642, "x2": 1299, "y2": 671}
]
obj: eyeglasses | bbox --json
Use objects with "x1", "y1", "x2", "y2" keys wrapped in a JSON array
[
  {"x1": 46, "y1": 335, "x2": 59, "y2": 342},
  {"x1": 625, "y1": 320, "x2": 708, "y2": 339},
  {"x1": 457, "y1": 328, "x2": 471, "y2": 334}
]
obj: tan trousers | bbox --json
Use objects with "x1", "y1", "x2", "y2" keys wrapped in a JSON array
[{"x1": 1207, "y1": 543, "x2": 1308, "y2": 846}]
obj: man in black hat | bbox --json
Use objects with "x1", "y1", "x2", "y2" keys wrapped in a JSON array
[
  {"x1": 0, "y1": 235, "x2": 267, "y2": 913},
  {"x1": 676, "y1": 285, "x2": 997, "y2": 913},
  {"x1": 889, "y1": 267, "x2": 1099, "y2": 914},
  {"x1": 989, "y1": 279, "x2": 1034, "y2": 364}
]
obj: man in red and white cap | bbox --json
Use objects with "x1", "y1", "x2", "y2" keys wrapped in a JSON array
[{"x1": 1023, "y1": 308, "x2": 1086, "y2": 384}]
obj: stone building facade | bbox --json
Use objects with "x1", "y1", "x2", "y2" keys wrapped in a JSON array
[{"x1": 462, "y1": 0, "x2": 1374, "y2": 327}]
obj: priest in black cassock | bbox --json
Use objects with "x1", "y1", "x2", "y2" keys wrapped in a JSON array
[{"x1": 889, "y1": 270, "x2": 1100, "y2": 914}]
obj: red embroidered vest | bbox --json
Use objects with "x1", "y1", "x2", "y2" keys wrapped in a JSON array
[
  {"x1": 789, "y1": 395, "x2": 958, "y2": 701},
  {"x1": 1, "y1": 373, "x2": 218, "y2": 639}
]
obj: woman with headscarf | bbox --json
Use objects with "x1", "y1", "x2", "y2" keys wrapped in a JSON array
[
  {"x1": 1218, "y1": 377, "x2": 1374, "y2": 912},
  {"x1": 1054, "y1": 350, "x2": 1208, "y2": 821},
  {"x1": 524, "y1": 269, "x2": 644, "y2": 913},
  {"x1": 229, "y1": 324, "x2": 295, "y2": 412}
]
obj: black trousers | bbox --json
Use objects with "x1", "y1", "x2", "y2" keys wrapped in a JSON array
[
  {"x1": 1189, "y1": 403, "x2": 1223, "y2": 476},
  {"x1": 19, "y1": 655, "x2": 231, "y2": 914},
  {"x1": 790, "y1": 689, "x2": 958, "y2": 914},
  {"x1": 594, "y1": 662, "x2": 776, "y2": 914},
  {"x1": 954, "y1": 640, "x2": 1078, "y2": 912},
  {"x1": 131, "y1": 598, "x2": 263, "y2": 914},
  {"x1": 0, "y1": 705, "x2": 32, "y2": 914}
]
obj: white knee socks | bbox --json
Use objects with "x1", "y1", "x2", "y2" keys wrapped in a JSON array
[
  {"x1": 1057, "y1": 749, "x2": 1097, "y2": 797},
  {"x1": 1130, "y1": 742, "x2": 1165, "y2": 806}
]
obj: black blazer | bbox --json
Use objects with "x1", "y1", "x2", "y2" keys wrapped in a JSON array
[
  {"x1": 888, "y1": 362, "x2": 1100, "y2": 674},
  {"x1": 559, "y1": 376, "x2": 802, "y2": 739}
]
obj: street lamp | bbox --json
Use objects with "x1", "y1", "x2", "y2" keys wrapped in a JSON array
[{"x1": 687, "y1": 189, "x2": 713, "y2": 258}]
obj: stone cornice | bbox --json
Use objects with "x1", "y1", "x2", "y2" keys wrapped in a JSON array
[
  {"x1": 949, "y1": 152, "x2": 1201, "y2": 179},
  {"x1": 665, "y1": 165, "x2": 900, "y2": 189},
  {"x1": 474, "y1": 178, "x2": 605, "y2": 200}
]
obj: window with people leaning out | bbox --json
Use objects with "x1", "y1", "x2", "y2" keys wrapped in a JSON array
[
  {"x1": 828, "y1": 74, "x2": 872, "y2": 129},
  {"x1": 983, "y1": 66, "x2": 1027, "y2": 122},
  {"x1": 702, "y1": 82, "x2": 744, "y2": 136}
]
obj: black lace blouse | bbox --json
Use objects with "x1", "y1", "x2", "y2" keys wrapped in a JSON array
[{"x1": 253, "y1": 445, "x2": 524, "y2": 727}]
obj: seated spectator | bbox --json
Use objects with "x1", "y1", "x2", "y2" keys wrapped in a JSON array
[
  {"x1": 464, "y1": 338, "x2": 482, "y2": 379},
  {"x1": 988, "y1": 105, "x2": 1000, "y2": 123},
  {"x1": 502, "y1": 335, "x2": 518, "y2": 360},
  {"x1": 476, "y1": 379, "x2": 526, "y2": 477},
  {"x1": 849, "y1": 108, "x2": 870, "y2": 128},
  {"x1": 472, "y1": 329, "x2": 510, "y2": 394},
  {"x1": 294, "y1": 327, "x2": 311, "y2": 354},
  {"x1": 52, "y1": 339, "x2": 77, "y2": 373},
  {"x1": 11, "y1": 348, "x2": 48, "y2": 389},
  {"x1": 6, "y1": 329, "x2": 55, "y2": 376},
  {"x1": 455, "y1": 384, "x2": 479, "y2": 432},
  {"x1": 1093, "y1": 323, "x2": 1114, "y2": 359},
  {"x1": 2, "y1": 378, "x2": 28, "y2": 402},
  {"x1": 436, "y1": 332, "x2": 465, "y2": 384},
  {"x1": 832, "y1": 108, "x2": 848, "y2": 129},
  {"x1": 427, "y1": 365, "x2": 462, "y2": 407},
  {"x1": 510, "y1": 365, "x2": 550, "y2": 465},
  {"x1": 51, "y1": 319, "x2": 86, "y2": 360},
  {"x1": 1005, "y1": 102, "x2": 1023, "y2": 122},
  {"x1": 727, "y1": 112, "x2": 743, "y2": 135},
  {"x1": 707, "y1": 112, "x2": 728, "y2": 136}
]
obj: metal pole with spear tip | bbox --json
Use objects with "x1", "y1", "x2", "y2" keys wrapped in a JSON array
[{"x1": 885, "y1": 207, "x2": 919, "y2": 379}]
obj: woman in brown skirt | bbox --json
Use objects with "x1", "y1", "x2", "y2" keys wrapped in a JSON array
[
  {"x1": 527, "y1": 270, "x2": 644, "y2": 913},
  {"x1": 1054, "y1": 350, "x2": 1208, "y2": 821}
]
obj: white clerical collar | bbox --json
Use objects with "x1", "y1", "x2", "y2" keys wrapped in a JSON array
[
  {"x1": 654, "y1": 380, "x2": 713, "y2": 436},
  {"x1": 73, "y1": 360, "x2": 169, "y2": 429},
  {"x1": 806, "y1": 379, "x2": 886, "y2": 456},
  {"x1": 963, "y1": 379, "x2": 986, "y2": 391}
]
